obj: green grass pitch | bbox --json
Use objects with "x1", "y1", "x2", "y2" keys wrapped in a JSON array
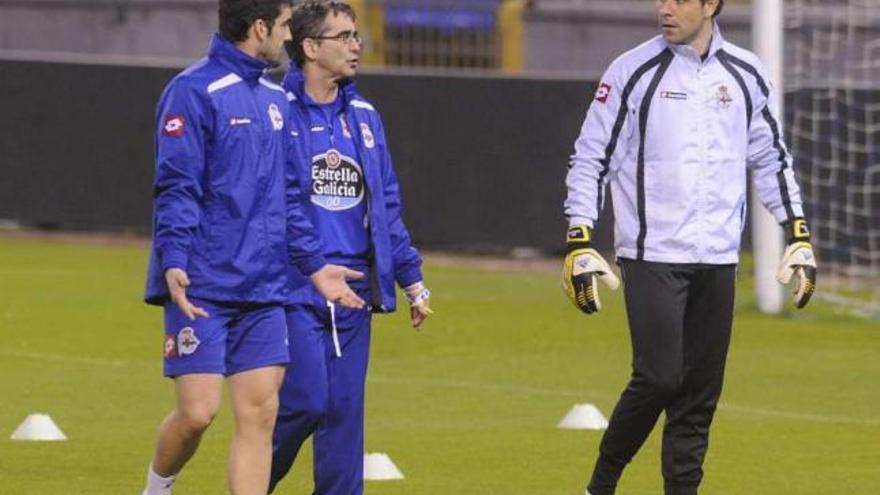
[{"x1": 0, "y1": 235, "x2": 877, "y2": 494}]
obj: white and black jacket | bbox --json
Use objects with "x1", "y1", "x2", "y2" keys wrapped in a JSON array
[{"x1": 565, "y1": 25, "x2": 804, "y2": 264}]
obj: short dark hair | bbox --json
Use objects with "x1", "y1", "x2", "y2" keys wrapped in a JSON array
[
  {"x1": 703, "y1": 0, "x2": 724, "y2": 17},
  {"x1": 288, "y1": 0, "x2": 357, "y2": 68},
  {"x1": 219, "y1": 0, "x2": 293, "y2": 42}
]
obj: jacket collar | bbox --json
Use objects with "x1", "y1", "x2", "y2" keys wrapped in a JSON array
[
  {"x1": 208, "y1": 33, "x2": 269, "y2": 85},
  {"x1": 283, "y1": 66, "x2": 358, "y2": 107},
  {"x1": 664, "y1": 21, "x2": 725, "y2": 62}
]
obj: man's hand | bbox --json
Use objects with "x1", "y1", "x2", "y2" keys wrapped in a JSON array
[
  {"x1": 777, "y1": 217, "x2": 817, "y2": 309},
  {"x1": 403, "y1": 281, "x2": 433, "y2": 330},
  {"x1": 311, "y1": 264, "x2": 366, "y2": 309},
  {"x1": 562, "y1": 225, "x2": 620, "y2": 314},
  {"x1": 165, "y1": 268, "x2": 209, "y2": 320}
]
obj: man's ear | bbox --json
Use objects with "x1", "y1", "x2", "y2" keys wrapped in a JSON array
[
  {"x1": 302, "y1": 38, "x2": 320, "y2": 62},
  {"x1": 704, "y1": 0, "x2": 719, "y2": 18},
  {"x1": 252, "y1": 18, "x2": 269, "y2": 43}
]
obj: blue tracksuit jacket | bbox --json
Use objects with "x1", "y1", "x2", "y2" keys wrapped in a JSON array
[
  {"x1": 283, "y1": 68, "x2": 423, "y2": 312},
  {"x1": 144, "y1": 34, "x2": 323, "y2": 305}
]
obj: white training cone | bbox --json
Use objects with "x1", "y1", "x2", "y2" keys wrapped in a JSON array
[
  {"x1": 11, "y1": 413, "x2": 67, "y2": 441},
  {"x1": 363, "y1": 452, "x2": 405, "y2": 480},
  {"x1": 557, "y1": 403, "x2": 609, "y2": 430}
]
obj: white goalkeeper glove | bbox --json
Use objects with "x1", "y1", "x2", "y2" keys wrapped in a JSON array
[
  {"x1": 403, "y1": 281, "x2": 433, "y2": 329},
  {"x1": 562, "y1": 225, "x2": 620, "y2": 314},
  {"x1": 776, "y1": 217, "x2": 817, "y2": 309}
]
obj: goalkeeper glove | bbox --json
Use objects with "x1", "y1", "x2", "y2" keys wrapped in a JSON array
[
  {"x1": 562, "y1": 225, "x2": 620, "y2": 314},
  {"x1": 776, "y1": 217, "x2": 817, "y2": 309}
]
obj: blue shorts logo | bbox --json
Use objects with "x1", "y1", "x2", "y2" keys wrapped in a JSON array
[
  {"x1": 311, "y1": 151, "x2": 365, "y2": 211},
  {"x1": 177, "y1": 327, "x2": 200, "y2": 356},
  {"x1": 164, "y1": 335, "x2": 177, "y2": 358}
]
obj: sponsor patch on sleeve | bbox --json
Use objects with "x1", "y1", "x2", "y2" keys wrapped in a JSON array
[
  {"x1": 162, "y1": 114, "x2": 186, "y2": 137},
  {"x1": 595, "y1": 82, "x2": 612, "y2": 103}
]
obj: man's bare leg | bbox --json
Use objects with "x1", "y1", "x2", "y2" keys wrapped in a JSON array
[
  {"x1": 227, "y1": 365, "x2": 285, "y2": 495},
  {"x1": 149, "y1": 374, "x2": 224, "y2": 479}
]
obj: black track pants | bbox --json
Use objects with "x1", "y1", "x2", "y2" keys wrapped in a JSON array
[{"x1": 587, "y1": 259, "x2": 736, "y2": 495}]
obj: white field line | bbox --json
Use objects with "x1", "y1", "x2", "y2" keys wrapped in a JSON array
[
  {"x1": 0, "y1": 350, "x2": 135, "y2": 368},
  {"x1": 3, "y1": 351, "x2": 876, "y2": 427},
  {"x1": 368, "y1": 375, "x2": 880, "y2": 427},
  {"x1": 0, "y1": 269, "x2": 84, "y2": 276},
  {"x1": 717, "y1": 403, "x2": 880, "y2": 426}
]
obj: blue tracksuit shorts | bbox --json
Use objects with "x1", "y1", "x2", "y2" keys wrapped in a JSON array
[{"x1": 162, "y1": 297, "x2": 289, "y2": 378}]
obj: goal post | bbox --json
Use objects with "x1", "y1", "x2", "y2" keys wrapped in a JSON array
[
  {"x1": 752, "y1": 0, "x2": 785, "y2": 314},
  {"x1": 755, "y1": 0, "x2": 880, "y2": 318}
]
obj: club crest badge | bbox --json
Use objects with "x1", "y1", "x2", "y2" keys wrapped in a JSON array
[
  {"x1": 360, "y1": 123, "x2": 375, "y2": 148},
  {"x1": 267, "y1": 103, "x2": 284, "y2": 131},
  {"x1": 326, "y1": 148, "x2": 342, "y2": 169},
  {"x1": 717, "y1": 85, "x2": 733, "y2": 108},
  {"x1": 177, "y1": 327, "x2": 200, "y2": 356}
]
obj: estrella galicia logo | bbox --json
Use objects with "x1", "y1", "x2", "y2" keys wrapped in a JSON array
[{"x1": 311, "y1": 150, "x2": 365, "y2": 211}]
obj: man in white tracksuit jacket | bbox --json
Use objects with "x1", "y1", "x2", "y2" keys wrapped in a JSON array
[{"x1": 561, "y1": 1, "x2": 818, "y2": 494}]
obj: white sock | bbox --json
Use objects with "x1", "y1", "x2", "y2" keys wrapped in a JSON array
[{"x1": 143, "y1": 465, "x2": 176, "y2": 495}]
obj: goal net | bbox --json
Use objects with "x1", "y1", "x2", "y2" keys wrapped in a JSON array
[{"x1": 784, "y1": 0, "x2": 880, "y2": 318}]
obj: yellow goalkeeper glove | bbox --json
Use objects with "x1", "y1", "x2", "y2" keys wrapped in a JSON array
[
  {"x1": 562, "y1": 225, "x2": 620, "y2": 314},
  {"x1": 776, "y1": 217, "x2": 817, "y2": 309}
]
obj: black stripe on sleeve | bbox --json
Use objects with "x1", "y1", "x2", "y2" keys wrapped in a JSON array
[
  {"x1": 635, "y1": 49, "x2": 674, "y2": 260},
  {"x1": 592, "y1": 48, "x2": 675, "y2": 218},
  {"x1": 721, "y1": 51, "x2": 795, "y2": 220}
]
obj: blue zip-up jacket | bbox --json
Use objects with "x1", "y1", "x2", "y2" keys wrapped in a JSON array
[
  {"x1": 283, "y1": 68, "x2": 423, "y2": 313},
  {"x1": 145, "y1": 35, "x2": 323, "y2": 305}
]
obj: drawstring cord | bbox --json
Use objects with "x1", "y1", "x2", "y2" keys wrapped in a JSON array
[{"x1": 327, "y1": 300, "x2": 342, "y2": 357}]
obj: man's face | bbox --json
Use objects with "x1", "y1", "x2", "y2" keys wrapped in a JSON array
[
  {"x1": 260, "y1": 5, "x2": 293, "y2": 67},
  {"x1": 311, "y1": 12, "x2": 361, "y2": 80},
  {"x1": 656, "y1": 0, "x2": 715, "y2": 46}
]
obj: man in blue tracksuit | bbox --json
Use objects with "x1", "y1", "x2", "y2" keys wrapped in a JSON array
[
  {"x1": 141, "y1": 2, "x2": 364, "y2": 494},
  {"x1": 269, "y1": 2, "x2": 433, "y2": 493}
]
